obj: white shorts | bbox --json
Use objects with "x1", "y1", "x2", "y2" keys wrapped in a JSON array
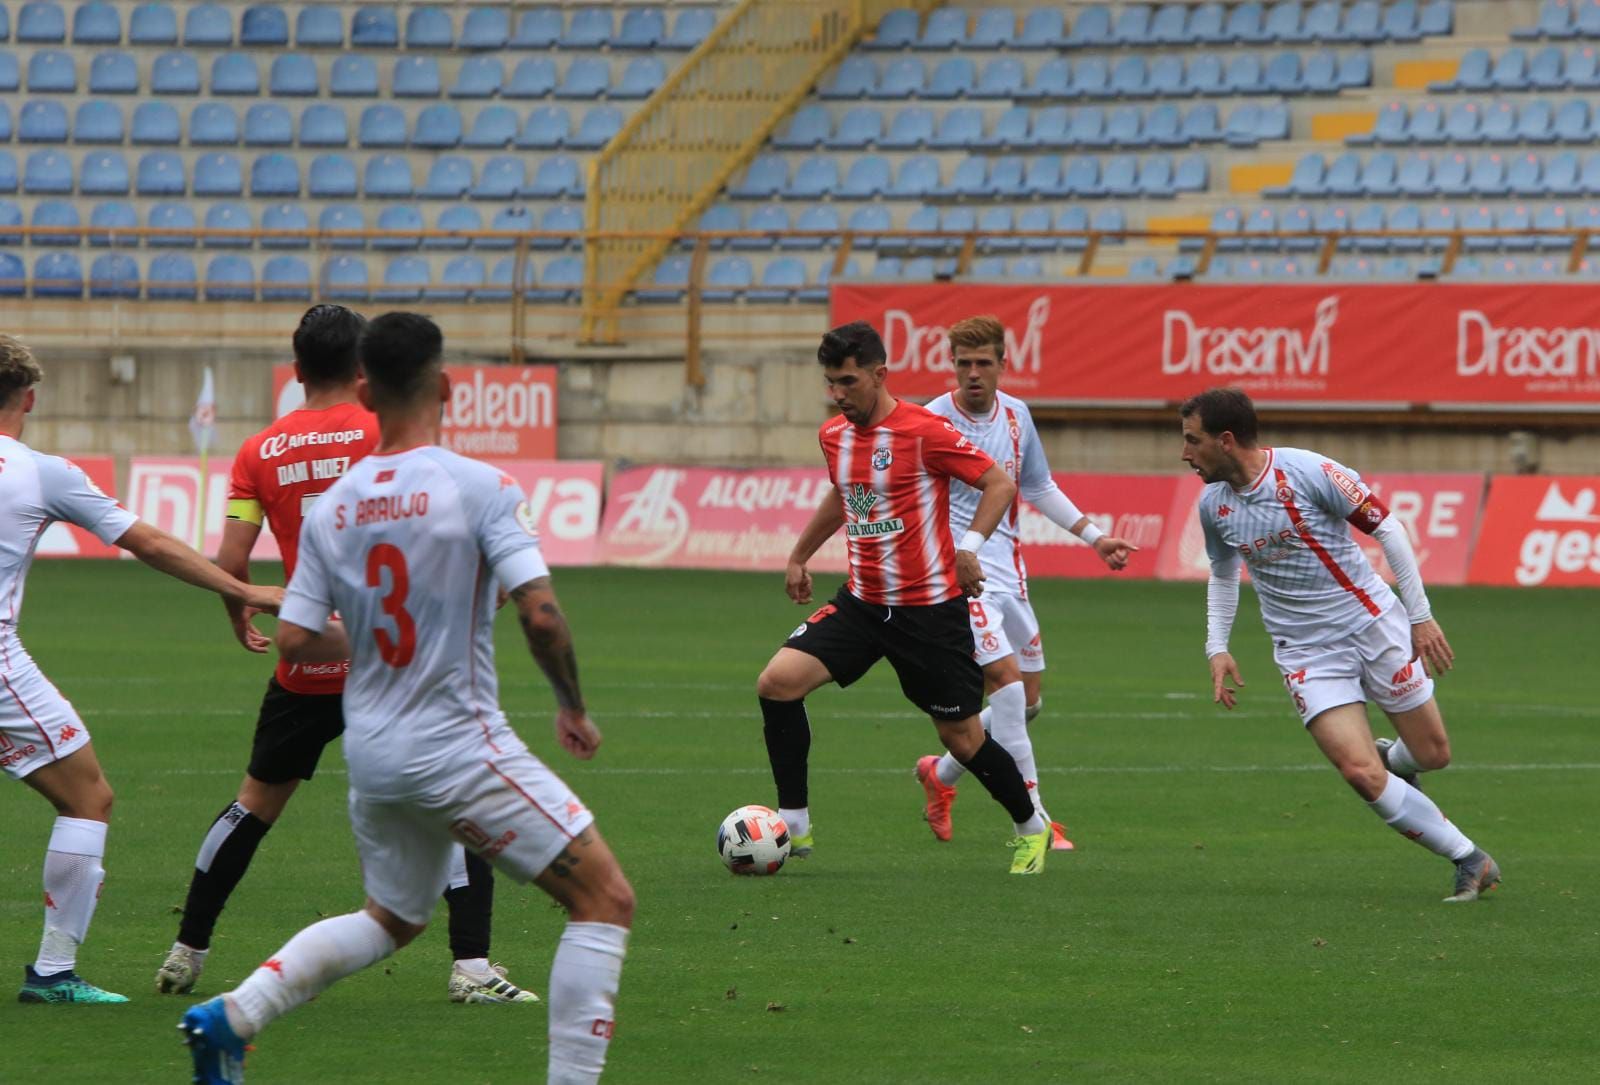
[
  {"x1": 0, "y1": 658, "x2": 91, "y2": 781},
  {"x1": 967, "y1": 593, "x2": 1045, "y2": 672},
  {"x1": 1273, "y1": 605, "x2": 1435, "y2": 727},
  {"x1": 349, "y1": 748, "x2": 596, "y2": 926}
]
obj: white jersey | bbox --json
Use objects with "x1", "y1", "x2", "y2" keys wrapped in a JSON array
[
  {"x1": 280, "y1": 445, "x2": 550, "y2": 802},
  {"x1": 0, "y1": 435, "x2": 136, "y2": 662},
  {"x1": 925, "y1": 390, "x2": 1056, "y2": 598},
  {"x1": 1199, "y1": 447, "x2": 1396, "y2": 646}
]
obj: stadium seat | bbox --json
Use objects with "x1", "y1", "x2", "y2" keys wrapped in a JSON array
[
  {"x1": 261, "y1": 202, "x2": 309, "y2": 248},
  {"x1": 919, "y1": 6, "x2": 969, "y2": 49},
  {"x1": 781, "y1": 205, "x2": 840, "y2": 251},
  {"x1": 615, "y1": 56, "x2": 665, "y2": 99},
  {"x1": 1073, "y1": 56, "x2": 1110, "y2": 97},
  {"x1": 190, "y1": 102, "x2": 239, "y2": 144},
  {"x1": 820, "y1": 55, "x2": 877, "y2": 99},
  {"x1": 426, "y1": 204, "x2": 480, "y2": 250},
  {"x1": 568, "y1": 105, "x2": 622, "y2": 150},
  {"x1": 319, "y1": 203, "x2": 364, "y2": 248},
  {"x1": 192, "y1": 152, "x2": 241, "y2": 196},
  {"x1": 747, "y1": 257, "x2": 806, "y2": 303},
  {"x1": 18, "y1": 1, "x2": 66, "y2": 43},
  {"x1": 1264, "y1": 1, "x2": 1303, "y2": 43},
  {"x1": 129, "y1": 3, "x2": 177, "y2": 45},
  {"x1": 262, "y1": 255, "x2": 311, "y2": 300},
  {"x1": 81, "y1": 150, "x2": 130, "y2": 195},
  {"x1": 845, "y1": 204, "x2": 891, "y2": 248},
  {"x1": 989, "y1": 105, "x2": 1042, "y2": 149},
  {"x1": 504, "y1": 56, "x2": 556, "y2": 98},
  {"x1": 931, "y1": 107, "x2": 983, "y2": 150},
  {"x1": 184, "y1": 3, "x2": 232, "y2": 45},
  {"x1": 130, "y1": 101, "x2": 180, "y2": 143},
  {"x1": 734, "y1": 203, "x2": 788, "y2": 250},
  {"x1": 524, "y1": 155, "x2": 581, "y2": 198},
  {"x1": 889, "y1": 155, "x2": 940, "y2": 198},
  {"x1": 564, "y1": 8, "x2": 611, "y2": 48},
  {"x1": 87, "y1": 252, "x2": 139, "y2": 298},
  {"x1": 826, "y1": 108, "x2": 880, "y2": 149},
  {"x1": 350, "y1": 6, "x2": 397, "y2": 47},
  {"x1": 1182, "y1": 102, "x2": 1224, "y2": 142},
  {"x1": 1509, "y1": 153, "x2": 1547, "y2": 196},
  {"x1": 151, "y1": 51, "x2": 199, "y2": 94},
  {"x1": 428, "y1": 254, "x2": 482, "y2": 301},
  {"x1": 1493, "y1": 49, "x2": 1532, "y2": 91},
  {"x1": 19, "y1": 100, "x2": 67, "y2": 143},
  {"x1": 1554, "y1": 98, "x2": 1592, "y2": 142},
  {"x1": 837, "y1": 156, "x2": 890, "y2": 199},
  {"x1": 530, "y1": 254, "x2": 580, "y2": 302},
  {"x1": 1443, "y1": 101, "x2": 1481, "y2": 143},
  {"x1": 473, "y1": 155, "x2": 525, "y2": 199},
  {"x1": 1361, "y1": 151, "x2": 1399, "y2": 196},
  {"x1": 33, "y1": 251, "x2": 83, "y2": 297},
  {"x1": 270, "y1": 53, "x2": 318, "y2": 96},
  {"x1": 147, "y1": 252, "x2": 197, "y2": 298},
  {"x1": 510, "y1": 7, "x2": 561, "y2": 49},
  {"x1": 144, "y1": 201, "x2": 193, "y2": 247},
  {"x1": 787, "y1": 156, "x2": 839, "y2": 199},
  {"x1": 201, "y1": 201, "x2": 252, "y2": 248},
  {"x1": 1547, "y1": 150, "x2": 1582, "y2": 195},
  {"x1": 23, "y1": 149, "x2": 71, "y2": 193},
  {"x1": 73, "y1": 2, "x2": 121, "y2": 44},
  {"x1": 244, "y1": 104, "x2": 292, "y2": 146},
  {"x1": 864, "y1": 7, "x2": 916, "y2": 49},
  {"x1": 1529, "y1": 45, "x2": 1566, "y2": 89},
  {"x1": 296, "y1": 6, "x2": 349, "y2": 46},
  {"x1": 556, "y1": 56, "x2": 607, "y2": 99},
  {"x1": 322, "y1": 255, "x2": 369, "y2": 300},
  {"x1": 31, "y1": 199, "x2": 81, "y2": 246},
  {"x1": 309, "y1": 153, "x2": 357, "y2": 197},
  {"x1": 537, "y1": 204, "x2": 583, "y2": 250},
  {"x1": 881, "y1": 107, "x2": 933, "y2": 150},
  {"x1": 251, "y1": 152, "x2": 299, "y2": 196},
  {"x1": 84, "y1": 51, "x2": 135, "y2": 95},
  {"x1": 200, "y1": 254, "x2": 253, "y2": 301},
  {"x1": 1018, "y1": 8, "x2": 1065, "y2": 46},
  {"x1": 1111, "y1": 56, "x2": 1148, "y2": 98},
  {"x1": 1068, "y1": 4, "x2": 1113, "y2": 46},
  {"x1": 703, "y1": 255, "x2": 752, "y2": 302},
  {"x1": 1024, "y1": 57, "x2": 1070, "y2": 98},
  {"x1": 729, "y1": 154, "x2": 787, "y2": 199},
  {"x1": 420, "y1": 155, "x2": 473, "y2": 199},
  {"x1": 480, "y1": 205, "x2": 529, "y2": 251},
  {"x1": 1470, "y1": 153, "x2": 1509, "y2": 195},
  {"x1": 241, "y1": 4, "x2": 288, "y2": 45},
  {"x1": 878, "y1": 57, "x2": 927, "y2": 98},
  {"x1": 973, "y1": 56, "x2": 1023, "y2": 99},
  {"x1": 451, "y1": 56, "x2": 502, "y2": 98},
  {"x1": 364, "y1": 154, "x2": 413, "y2": 198},
  {"x1": 86, "y1": 199, "x2": 136, "y2": 245},
  {"x1": 372, "y1": 203, "x2": 423, "y2": 250},
  {"x1": 359, "y1": 105, "x2": 406, "y2": 148},
  {"x1": 330, "y1": 55, "x2": 378, "y2": 96},
  {"x1": 1434, "y1": 152, "x2": 1470, "y2": 195},
  {"x1": 1533, "y1": 204, "x2": 1571, "y2": 248},
  {"x1": 1186, "y1": 52, "x2": 1225, "y2": 94},
  {"x1": 405, "y1": 7, "x2": 453, "y2": 48},
  {"x1": 516, "y1": 105, "x2": 569, "y2": 149},
  {"x1": 394, "y1": 56, "x2": 441, "y2": 97},
  {"x1": 0, "y1": 250, "x2": 21, "y2": 297},
  {"x1": 300, "y1": 103, "x2": 347, "y2": 146},
  {"x1": 692, "y1": 204, "x2": 740, "y2": 249},
  {"x1": 775, "y1": 105, "x2": 831, "y2": 150},
  {"x1": 1114, "y1": 2, "x2": 1155, "y2": 44},
  {"x1": 1397, "y1": 152, "x2": 1434, "y2": 196},
  {"x1": 460, "y1": 7, "x2": 508, "y2": 50},
  {"x1": 1226, "y1": 2, "x2": 1268, "y2": 43},
  {"x1": 665, "y1": 7, "x2": 716, "y2": 48},
  {"x1": 414, "y1": 104, "x2": 463, "y2": 148},
  {"x1": 1383, "y1": 0, "x2": 1423, "y2": 41},
  {"x1": 615, "y1": 7, "x2": 664, "y2": 49},
  {"x1": 26, "y1": 49, "x2": 74, "y2": 92}
]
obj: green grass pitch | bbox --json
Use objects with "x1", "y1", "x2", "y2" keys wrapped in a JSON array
[{"x1": 1, "y1": 563, "x2": 1596, "y2": 1083}]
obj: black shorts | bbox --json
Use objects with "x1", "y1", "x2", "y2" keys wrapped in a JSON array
[
  {"x1": 782, "y1": 586, "x2": 983, "y2": 721},
  {"x1": 246, "y1": 677, "x2": 346, "y2": 785}
]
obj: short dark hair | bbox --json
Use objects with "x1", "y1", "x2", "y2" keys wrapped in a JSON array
[
  {"x1": 293, "y1": 304, "x2": 366, "y2": 386},
  {"x1": 817, "y1": 321, "x2": 886, "y2": 369},
  {"x1": 1179, "y1": 387, "x2": 1259, "y2": 446},
  {"x1": 358, "y1": 311, "x2": 443, "y2": 410}
]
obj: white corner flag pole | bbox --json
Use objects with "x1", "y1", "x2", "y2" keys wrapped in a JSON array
[{"x1": 188, "y1": 366, "x2": 216, "y2": 551}]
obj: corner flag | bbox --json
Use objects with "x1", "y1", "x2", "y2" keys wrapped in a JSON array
[{"x1": 189, "y1": 367, "x2": 216, "y2": 549}]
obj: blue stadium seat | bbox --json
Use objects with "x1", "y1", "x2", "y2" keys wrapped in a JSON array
[
  {"x1": 473, "y1": 155, "x2": 525, "y2": 199},
  {"x1": 839, "y1": 155, "x2": 891, "y2": 198},
  {"x1": 1442, "y1": 100, "x2": 1480, "y2": 142},
  {"x1": 1534, "y1": 204, "x2": 1571, "y2": 247},
  {"x1": 1264, "y1": 1, "x2": 1303, "y2": 43},
  {"x1": 1188, "y1": 2, "x2": 1229, "y2": 43},
  {"x1": 1022, "y1": 57, "x2": 1070, "y2": 98},
  {"x1": 1338, "y1": 52, "x2": 1372, "y2": 88},
  {"x1": 1224, "y1": 53, "x2": 1264, "y2": 94},
  {"x1": 147, "y1": 252, "x2": 197, "y2": 298},
  {"x1": 1113, "y1": 2, "x2": 1154, "y2": 44},
  {"x1": 1529, "y1": 44, "x2": 1565, "y2": 88},
  {"x1": 1149, "y1": 55, "x2": 1185, "y2": 96},
  {"x1": 73, "y1": 2, "x2": 121, "y2": 44},
  {"x1": 262, "y1": 255, "x2": 311, "y2": 300},
  {"x1": 32, "y1": 199, "x2": 80, "y2": 245},
  {"x1": 81, "y1": 150, "x2": 129, "y2": 194},
  {"x1": 193, "y1": 152, "x2": 240, "y2": 196},
  {"x1": 427, "y1": 204, "x2": 481, "y2": 250},
  {"x1": 845, "y1": 205, "x2": 891, "y2": 248},
  {"x1": 299, "y1": 103, "x2": 347, "y2": 146},
  {"x1": 665, "y1": 7, "x2": 716, "y2": 48},
  {"x1": 201, "y1": 254, "x2": 253, "y2": 300},
  {"x1": 245, "y1": 103, "x2": 291, "y2": 146},
  {"x1": 747, "y1": 257, "x2": 806, "y2": 303},
  {"x1": 1173, "y1": 153, "x2": 1208, "y2": 192},
  {"x1": 261, "y1": 201, "x2": 309, "y2": 248},
  {"x1": 1578, "y1": 2, "x2": 1600, "y2": 37},
  {"x1": 1410, "y1": 101, "x2": 1446, "y2": 143},
  {"x1": 1547, "y1": 150, "x2": 1582, "y2": 194},
  {"x1": 1311, "y1": 0, "x2": 1348, "y2": 41},
  {"x1": 919, "y1": 6, "x2": 969, "y2": 48},
  {"x1": 1111, "y1": 55, "x2": 1148, "y2": 97},
  {"x1": 241, "y1": 4, "x2": 287, "y2": 45},
  {"x1": 774, "y1": 104, "x2": 831, "y2": 149},
  {"x1": 251, "y1": 151, "x2": 299, "y2": 196},
  {"x1": 365, "y1": 154, "x2": 413, "y2": 198},
  {"x1": 1265, "y1": 51, "x2": 1302, "y2": 93},
  {"x1": 394, "y1": 56, "x2": 440, "y2": 97},
  {"x1": 878, "y1": 56, "x2": 926, "y2": 98},
  {"x1": 190, "y1": 102, "x2": 238, "y2": 144},
  {"x1": 1481, "y1": 101, "x2": 1516, "y2": 143},
  {"x1": 525, "y1": 154, "x2": 581, "y2": 197},
  {"x1": 358, "y1": 104, "x2": 405, "y2": 147},
  {"x1": 1072, "y1": 56, "x2": 1110, "y2": 97},
  {"x1": 1492, "y1": 48, "x2": 1532, "y2": 90},
  {"x1": 1349, "y1": 204, "x2": 1386, "y2": 252},
  {"x1": 88, "y1": 253, "x2": 139, "y2": 298},
  {"x1": 295, "y1": 5, "x2": 341, "y2": 46},
  {"x1": 827, "y1": 107, "x2": 881, "y2": 149},
  {"x1": 451, "y1": 56, "x2": 502, "y2": 98},
  {"x1": 414, "y1": 103, "x2": 463, "y2": 148},
  {"x1": 1139, "y1": 155, "x2": 1176, "y2": 197},
  {"x1": 1434, "y1": 151, "x2": 1470, "y2": 195},
  {"x1": 636, "y1": 254, "x2": 689, "y2": 303},
  {"x1": 990, "y1": 104, "x2": 1043, "y2": 148},
  {"x1": 1419, "y1": 204, "x2": 1455, "y2": 249},
  {"x1": 1384, "y1": 0, "x2": 1423, "y2": 41},
  {"x1": 270, "y1": 53, "x2": 318, "y2": 96},
  {"x1": 820, "y1": 55, "x2": 877, "y2": 99},
  {"x1": 703, "y1": 255, "x2": 752, "y2": 302},
  {"x1": 692, "y1": 204, "x2": 739, "y2": 249},
  {"x1": 1018, "y1": 7, "x2": 1065, "y2": 46},
  {"x1": 736, "y1": 203, "x2": 788, "y2": 250},
  {"x1": 969, "y1": 7, "x2": 1015, "y2": 47},
  {"x1": 33, "y1": 251, "x2": 83, "y2": 297},
  {"x1": 0, "y1": 251, "x2": 20, "y2": 296},
  {"x1": 1567, "y1": 43, "x2": 1600, "y2": 86},
  {"x1": 974, "y1": 206, "x2": 1014, "y2": 253},
  {"x1": 935, "y1": 155, "x2": 986, "y2": 197},
  {"x1": 864, "y1": 7, "x2": 917, "y2": 49},
  {"x1": 373, "y1": 203, "x2": 423, "y2": 250},
  {"x1": 319, "y1": 203, "x2": 364, "y2": 248},
  {"x1": 19, "y1": 100, "x2": 66, "y2": 143},
  {"x1": 18, "y1": 1, "x2": 66, "y2": 43},
  {"x1": 556, "y1": 56, "x2": 607, "y2": 99},
  {"x1": 1360, "y1": 151, "x2": 1399, "y2": 196},
  {"x1": 405, "y1": 6, "x2": 452, "y2": 48},
  {"x1": 1101, "y1": 154, "x2": 1138, "y2": 197},
  {"x1": 1434, "y1": 47, "x2": 1489, "y2": 92},
  {"x1": 309, "y1": 153, "x2": 357, "y2": 197},
  {"x1": 129, "y1": 3, "x2": 177, "y2": 45},
  {"x1": 460, "y1": 7, "x2": 508, "y2": 50},
  {"x1": 1554, "y1": 98, "x2": 1591, "y2": 142},
  {"x1": 481, "y1": 205, "x2": 529, "y2": 250},
  {"x1": 729, "y1": 154, "x2": 786, "y2": 198},
  {"x1": 1187, "y1": 52, "x2": 1225, "y2": 94},
  {"x1": 889, "y1": 154, "x2": 939, "y2": 198},
  {"x1": 322, "y1": 255, "x2": 368, "y2": 300},
  {"x1": 331, "y1": 55, "x2": 378, "y2": 96},
  {"x1": 969, "y1": 55, "x2": 1022, "y2": 99},
  {"x1": 568, "y1": 104, "x2": 622, "y2": 149},
  {"x1": 1022, "y1": 156, "x2": 1061, "y2": 196},
  {"x1": 184, "y1": 3, "x2": 231, "y2": 45},
  {"x1": 1519, "y1": 99, "x2": 1557, "y2": 142},
  {"x1": 615, "y1": 56, "x2": 664, "y2": 99},
  {"x1": 931, "y1": 107, "x2": 983, "y2": 149},
  {"x1": 782, "y1": 204, "x2": 840, "y2": 251},
  {"x1": 23, "y1": 149, "x2": 71, "y2": 192},
  {"x1": 1226, "y1": 2, "x2": 1267, "y2": 43},
  {"x1": 1499, "y1": 203, "x2": 1536, "y2": 249},
  {"x1": 881, "y1": 106, "x2": 933, "y2": 149},
  {"x1": 202, "y1": 201, "x2": 251, "y2": 248},
  {"x1": 1068, "y1": 4, "x2": 1113, "y2": 46},
  {"x1": 1062, "y1": 155, "x2": 1101, "y2": 196},
  {"x1": 536, "y1": 204, "x2": 582, "y2": 250},
  {"x1": 788, "y1": 155, "x2": 839, "y2": 199},
  {"x1": 85, "y1": 51, "x2": 135, "y2": 94},
  {"x1": 145, "y1": 200, "x2": 193, "y2": 245},
  {"x1": 151, "y1": 51, "x2": 199, "y2": 94},
  {"x1": 350, "y1": 6, "x2": 397, "y2": 47},
  {"x1": 1470, "y1": 152, "x2": 1510, "y2": 195},
  {"x1": 1182, "y1": 102, "x2": 1223, "y2": 142},
  {"x1": 531, "y1": 255, "x2": 582, "y2": 302},
  {"x1": 130, "y1": 102, "x2": 179, "y2": 144},
  {"x1": 420, "y1": 155, "x2": 472, "y2": 198},
  {"x1": 1397, "y1": 151, "x2": 1433, "y2": 196},
  {"x1": 516, "y1": 104, "x2": 570, "y2": 149},
  {"x1": 429, "y1": 254, "x2": 483, "y2": 301},
  {"x1": 27, "y1": 49, "x2": 74, "y2": 91},
  {"x1": 615, "y1": 7, "x2": 664, "y2": 49},
  {"x1": 564, "y1": 8, "x2": 611, "y2": 48},
  {"x1": 1517, "y1": 1, "x2": 1572, "y2": 41},
  {"x1": 510, "y1": 7, "x2": 562, "y2": 49},
  {"x1": 505, "y1": 56, "x2": 556, "y2": 98},
  {"x1": 1509, "y1": 153, "x2": 1547, "y2": 196},
  {"x1": 86, "y1": 199, "x2": 136, "y2": 245}
]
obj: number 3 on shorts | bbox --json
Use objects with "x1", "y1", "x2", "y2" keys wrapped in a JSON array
[{"x1": 366, "y1": 543, "x2": 417, "y2": 667}]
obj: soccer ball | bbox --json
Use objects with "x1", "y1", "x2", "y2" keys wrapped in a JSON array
[{"x1": 717, "y1": 805, "x2": 791, "y2": 875}]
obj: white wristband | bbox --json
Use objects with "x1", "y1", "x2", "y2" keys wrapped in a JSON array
[
  {"x1": 958, "y1": 529, "x2": 986, "y2": 554},
  {"x1": 1079, "y1": 522, "x2": 1104, "y2": 547}
]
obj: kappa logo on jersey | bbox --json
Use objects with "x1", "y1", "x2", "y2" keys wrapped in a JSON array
[
  {"x1": 1321, "y1": 462, "x2": 1367, "y2": 505},
  {"x1": 58, "y1": 725, "x2": 77, "y2": 743},
  {"x1": 373, "y1": 469, "x2": 396, "y2": 484},
  {"x1": 1283, "y1": 668, "x2": 1307, "y2": 686},
  {"x1": 843, "y1": 483, "x2": 905, "y2": 538},
  {"x1": 262, "y1": 958, "x2": 284, "y2": 976},
  {"x1": 871, "y1": 447, "x2": 893, "y2": 471},
  {"x1": 1218, "y1": 503, "x2": 1232, "y2": 517},
  {"x1": 564, "y1": 799, "x2": 586, "y2": 823}
]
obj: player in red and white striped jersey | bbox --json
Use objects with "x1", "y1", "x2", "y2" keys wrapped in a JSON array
[
  {"x1": 755, "y1": 322, "x2": 1054, "y2": 875},
  {"x1": 1183, "y1": 388, "x2": 1500, "y2": 903}
]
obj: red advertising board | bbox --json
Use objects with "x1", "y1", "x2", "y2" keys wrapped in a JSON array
[
  {"x1": 40, "y1": 456, "x2": 121, "y2": 558},
  {"x1": 273, "y1": 363, "x2": 557, "y2": 458},
  {"x1": 598, "y1": 466, "x2": 849, "y2": 572},
  {"x1": 127, "y1": 456, "x2": 601, "y2": 564},
  {"x1": 1017, "y1": 474, "x2": 1178, "y2": 579},
  {"x1": 830, "y1": 283, "x2": 1600, "y2": 407},
  {"x1": 1468, "y1": 475, "x2": 1600, "y2": 587}
]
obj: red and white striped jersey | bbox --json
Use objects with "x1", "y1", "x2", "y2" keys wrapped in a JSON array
[
  {"x1": 819, "y1": 400, "x2": 994, "y2": 607},
  {"x1": 1200, "y1": 447, "x2": 1396, "y2": 646}
]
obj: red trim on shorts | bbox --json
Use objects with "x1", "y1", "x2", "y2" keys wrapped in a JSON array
[
  {"x1": 468, "y1": 559, "x2": 502, "y2": 756},
  {"x1": 1004, "y1": 407, "x2": 1026, "y2": 598},
  {"x1": 485, "y1": 760, "x2": 573, "y2": 840},
  {"x1": 1273, "y1": 469, "x2": 1382, "y2": 617},
  {"x1": 2, "y1": 673, "x2": 57, "y2": 756}
]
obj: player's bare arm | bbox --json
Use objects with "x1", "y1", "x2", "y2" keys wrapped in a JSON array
[
  {"x1": 276, "y1": 617, "x2": 350, "y2": 664},
  {"x1": 114, "y1": 521, "x2": 283, "y2": 614},
  {"x1": 1209, "y1": 653, "x2": 1245, "y2": 709},
  {"x1": 510, "y1": 576, "x2": 601, "y2": 760},
  {"x1": 216, "y1": 517, "x2": 270, "y2": 653},
  {"x1": 957, "y1": 464, "x2": 1018, "y2": 597},
  {"x1": 785, "y1": 491, "x2": 846, "y2": 605}
]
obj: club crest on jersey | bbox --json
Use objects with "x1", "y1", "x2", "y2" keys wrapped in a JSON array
[
  {"x1": 1275, "y1": 482, "x2": 1294, "y2": 505},
  {"x1": 871, "y1": 447, "x2": 893, "y2": 471},
  {"x1": 514, "y1": 499, "x2": 540, "y2": 538}
]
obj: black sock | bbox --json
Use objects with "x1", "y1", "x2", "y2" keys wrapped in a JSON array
[
  {"x1": 958, "y1": 737, "x2": 1037, "y2": 825},
  {"x1": 759, "y1": 696, "x2": 810, "y2": 810},
  {"x1": 443, "y1": 850, "x2": 495, "y2": 960},
  {"x1": 177, "y1": 802, "x2": 272, "y2": 950}
]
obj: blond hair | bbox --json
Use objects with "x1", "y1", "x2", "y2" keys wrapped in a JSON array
[
  {"x1": 0, "y1": 336, "x2": 42, "y2": 407},
  {"x1": 948, "y1": 315, "x2": 1005, "y2": 360}
]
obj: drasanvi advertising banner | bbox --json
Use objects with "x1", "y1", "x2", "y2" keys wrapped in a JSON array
[
  {"x1": 1468, "y1": 475, "x2": 1600, "y2": 587},
  {"x1": 830, "y1": 284, "x2": 1600, "y2": 406}
]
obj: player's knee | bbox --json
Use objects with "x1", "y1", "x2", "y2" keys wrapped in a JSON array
[
  {"x1": 1340, "y1": 760, "x2": 1387, "y2": 802},
  {"x1": 573, "y1": 866, "x2": 635, "y2": 928},
  {"x1": 755, "y1": 666, "x2": 800, "y2": 703}
]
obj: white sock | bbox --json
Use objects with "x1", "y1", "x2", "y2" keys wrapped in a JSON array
[
  {"x1": 1014, "y1": 813, "x2": 1047, "y2": 836},
  {"x1": 34, "y1": 817, "x2": 107, "y2": 976},
  {"x1": 548, "y1": 922, "x2": 629, "y2": 1085},
  {"x1": 777, "y1": 807, "x2": 809, "y2": 838},
  {"x1": 935, "y1": 704, "x2": 994, "y2": 787},
  {"x1": 225, "y1": 911, "x2": 396, "y2": 1040},
  {"x1": 985, "y1": 682, "x2": 1048, "y2": 819},
  {"x1": 1368, "y1": 773, "x2": 1475, "y2": 861},
  {"x1": 454, "y1": 956, "x2": 492, "y2": 979},
  {"x1": 1385, "y1": 737, "x2": 1423, "y2": 776},
  {"x1": 172, "y1": 940, "x2": 209, "y2": 965}
]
